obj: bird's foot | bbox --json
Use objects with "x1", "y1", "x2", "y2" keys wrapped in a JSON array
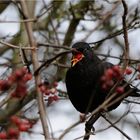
[
  {"x1": 80, "y1": 113, "x2": 86, "y2": 122},
  {"x1": 85, "y1": 120, "x2": 95, "y2": 134},
  {"x1": 84, "y1": 123, "x2": 95, "y2": 140}
]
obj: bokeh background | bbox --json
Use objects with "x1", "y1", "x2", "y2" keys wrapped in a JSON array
[{"x1": 0, "y1": 0, "x2": 140, "y2": 140}]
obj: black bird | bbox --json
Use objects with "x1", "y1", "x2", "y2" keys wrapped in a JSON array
[{"x1": 65, "y1": 42, "x2": 139, "y2": 114}]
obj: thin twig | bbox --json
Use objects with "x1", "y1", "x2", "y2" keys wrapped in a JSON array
[
  {"x1": 86, "y1": 83, "x2": 139, "y2": 129},
  {"x1": 83, "y1": 1, "x2": 121, "y2": 41},
  {"x1": 0, "y1": 93, "x2": 11, "y2": 108},
  {"x1": 59, "y1": 120, "x2": 81, "y2": 140},
  {"x1": 37, "y1": 42, "x2": 70, "y2": 50},
  {"x1": 0, "y1": 18, "x2": 37, "y2": 23},
  {"x1": 122, "y1": 0, "x2": 129, "y2": 68},
  {"x1": 0, "y1": 40, "x2": 36, "y2": 50},
  {"x1": 89, "y1": 21, "x2": 139, "y2": 45},
  {"x1": 34, "y1": 50, "x2": 71, "y2": 76},
  {"x1": 36, "y1": 4, "x2": 53, "y2": 19},
  {"x1": 96, "y1": 53, "x2": 140, "y2": 64},
  {"x1": 124, "y1": 99, "x2": 140, "y2": 105},
  {"x1": 96, "y1": 110, "x2": 129, "y2": 133},
  {"x1": 101, "y1": 114, "x2": 132, "y2": 140}
]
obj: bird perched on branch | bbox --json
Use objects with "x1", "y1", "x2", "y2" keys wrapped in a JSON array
[{"x1": 65, "y1": 42, "x2": 139, "y2": 114}]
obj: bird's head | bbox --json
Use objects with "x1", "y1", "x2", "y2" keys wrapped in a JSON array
[{"x1": 71, "y1": 42, "x2": 92, "y2": 67}]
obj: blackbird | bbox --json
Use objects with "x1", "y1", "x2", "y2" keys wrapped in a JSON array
[{"x1": 65, "y1": 42, "x2": 139, "y2": 114}]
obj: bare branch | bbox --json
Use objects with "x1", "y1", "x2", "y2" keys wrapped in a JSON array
[
  {"x1": 0, "y1": 18, "x2": 37, "y2": 23},
  {"x1": 101, "y1": 114, "x2": 132, "y2": 140},
  {"x1": 0, "y1": 40, "x2": 36, "y2": 50},
  {"x1": 34, "y1": 50, "x2": 71, "y2": 76},
  {"x1": 59, "y1": 120, "x2": 81, "y2": 140},
  {"x1": 122, "y1": 0, "x2": 129, "y2": 68},
  {"x1": 20, "y1": 1, "x2": 50, "y2": 139}
]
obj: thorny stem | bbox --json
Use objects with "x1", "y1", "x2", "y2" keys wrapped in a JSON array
[{"x1": 20, "y1": 1, "x2": 50, "y2": 139}]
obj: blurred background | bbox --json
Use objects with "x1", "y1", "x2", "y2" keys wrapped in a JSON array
[{"x1": 0, "y1": 0, "x2": 140, "y2": 140}]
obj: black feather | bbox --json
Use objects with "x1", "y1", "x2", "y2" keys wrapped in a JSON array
[{"x1": 66, "y1": 42, "x2": 139, "y2": 113}]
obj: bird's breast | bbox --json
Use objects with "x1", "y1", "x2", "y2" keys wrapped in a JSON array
[{"x1": 66, "y1": 63, "x2": 96, "y2": 94}]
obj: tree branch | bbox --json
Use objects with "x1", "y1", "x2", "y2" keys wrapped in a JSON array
[
  {"x1": 57, "y1": 0, "x2": 91, "y2": 80},
  {"x1": 0, "y1": 40, "x2": 36, "y2": 50},
  {"x1": 101, "y1": 114, "x2": 132, "y2": 140},
  {"x1": 122, "y1": 0, "x2": 129, "y2": 68},
  {"x1": 20, "y1": 1, "x2": 50, "y2": 139}
]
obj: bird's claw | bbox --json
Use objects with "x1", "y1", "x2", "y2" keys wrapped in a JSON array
[{"x1": 80, "y1": 113, "x2": 86, "y2": 122}]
